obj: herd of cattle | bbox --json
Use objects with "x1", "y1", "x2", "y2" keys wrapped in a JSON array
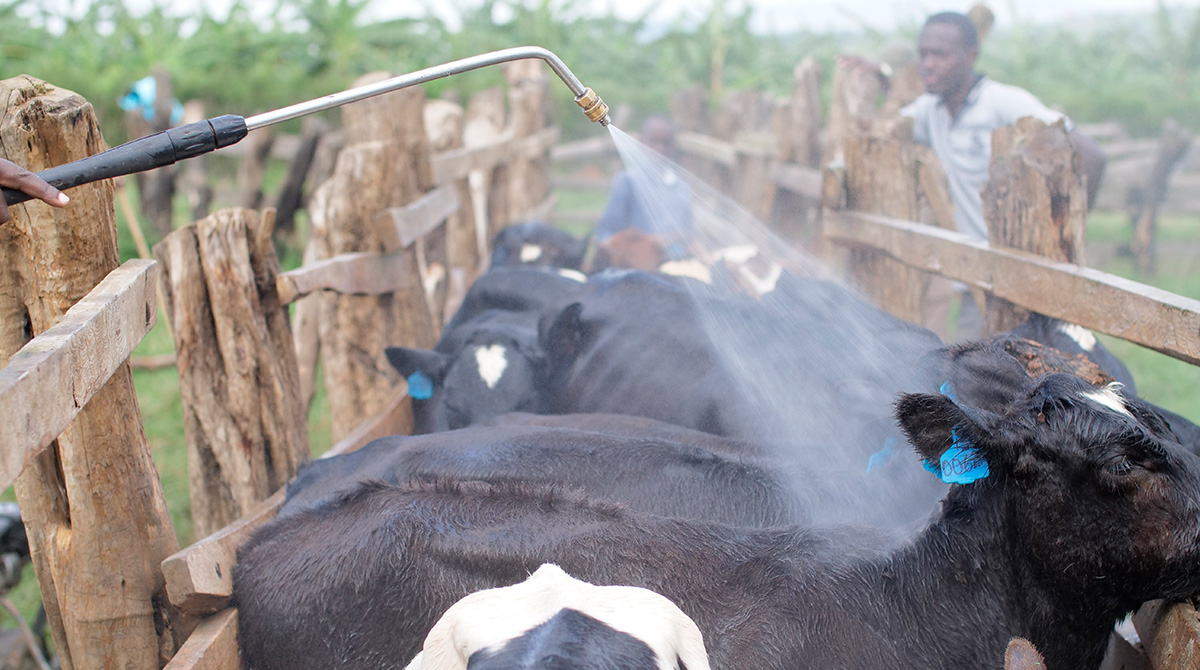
[{"x1": 232, "y1": 223, "x2": 1200, "y2": 670}]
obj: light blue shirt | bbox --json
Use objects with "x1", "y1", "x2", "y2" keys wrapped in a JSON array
[
  {"x1": 595, "y1": 168, "x2": 694, "y2": 242},
  {"x1": 901, "y1": 76, "x2": 1071, "y2": 241}
]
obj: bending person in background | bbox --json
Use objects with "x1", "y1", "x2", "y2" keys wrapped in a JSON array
[
  {"x1": 595, "y1": 115, "x2": 694, "y2": 263},
  {"x1": 0, "y1": 157, "x2": 70, "y2": 224}
]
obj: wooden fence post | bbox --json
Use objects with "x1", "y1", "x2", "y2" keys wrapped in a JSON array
[
  {"x1": 504, "y1": 59, "x2": 554, "y2": 225},
  {"x1": 1130, "y1": 119, "x2": 1192, "y2": 277},
  {"x1": 155, "y1": 208, "x2": 310, "y2": 539},
  {"x1": 310, "y1": 75, "x2": 435, "y2": 441},
  {"x1": 0, "y1": 75, "x2": 190, "y2": 670},
  {"x1": 823, "y1": 57, "x2": 884, "y2": 166},
  {"x1": 771, "y1": 58, "x2": 824, "y2": 245},
  {"x1": 981, "y1": 117, "x2": 1089, "y2": 333},
  {"x1": 426, "y1": 98, "x2": 480, "y2": 320},
  {"x1": 841, "y1": 117, "x2": 928, "y2": 324},
  {"x1": 466, "y1": 86, "x2": 509, "y2": 260}
]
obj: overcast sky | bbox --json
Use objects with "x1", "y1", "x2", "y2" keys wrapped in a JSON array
[{"x1": 99, "y1": 0, "x2": 1200, "y2": 35}]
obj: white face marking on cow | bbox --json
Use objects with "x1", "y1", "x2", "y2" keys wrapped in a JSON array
[
  {"x1": 520, "y1": 244, "x2": 544, "y2": 263},
  {"x1": 474, "y1": 345, "x2": 508, "y2": 389},
  {"x1": 557, "y1": 268, "x2": 587, "y2": 283},
  {"x1": 1058, "y1": 322, "x2": 1097, "y2": 352},
  {"x1": 1082, "y1": 383, "x2": 1133, "y2": 418}
]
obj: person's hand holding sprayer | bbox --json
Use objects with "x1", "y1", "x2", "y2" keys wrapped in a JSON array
[{"x1": 0, "y1": 158, "x2": 69, "y2": 223}]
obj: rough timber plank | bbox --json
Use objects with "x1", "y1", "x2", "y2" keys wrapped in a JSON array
[
  {"x1": 375, "y1": 183, "x2": 461, "y2": 249},
  {"x1": 161, "y1": 384, "x2": 413, "y2": 615},
  {"x1": 162, "y1": 609, "x2": 238, "y2": 670},
  {"x1": 1134, "y1": 600, "x2": 1200, "y2": 670},
  {"x1": 275, "y1": 251, "x2": 419, "y2": 305},
  {"x1": 0, "y1": 259, "x2": 157, "y2": 491},
  {"x1": 822, "y1": 209, "x2": 1200, "y2": 365}
]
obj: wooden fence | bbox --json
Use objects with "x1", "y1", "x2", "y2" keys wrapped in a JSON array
[{"x1": 1, "y1": 52, "x2": 1198, "y2": 669}]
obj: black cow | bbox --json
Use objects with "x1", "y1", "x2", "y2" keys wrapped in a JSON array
[
  {"x1": 280, "y1": 410, "x2": 941, "y2": 528},
  {"x1": 235, "y1": 371, "x2": 1200, "y2": 670},
  {"x1": 387, "y1": 266, "x2": 589, "y2": 433},
  {"x1": 489, "y1": 221, "x2": 591, "y2": 272}
]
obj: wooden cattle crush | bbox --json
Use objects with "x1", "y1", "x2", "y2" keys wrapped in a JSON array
[{"x1": 1, "y1": 51, "x2": 1199, "y2": 670}]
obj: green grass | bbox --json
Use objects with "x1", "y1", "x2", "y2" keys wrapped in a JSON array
[{"x1": 1086, "y1": 210, "x2": 1200, "y2": 423}]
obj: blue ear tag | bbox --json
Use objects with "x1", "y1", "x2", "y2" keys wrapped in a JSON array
[
  {"x1": 936, "y1": 427, "x2": 990, "y2": 485},
  {"x1": 406, "y1": 371, "x2": 434, "y2": 400},
  {"x1": 867, "y1": 437, "x2": 898, "y2": 472},
  {"x1": 939, "y1": 380, "x2": 957, "y2": 401}
]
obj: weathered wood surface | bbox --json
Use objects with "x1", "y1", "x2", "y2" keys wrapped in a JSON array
[
  {"x1": 425, "y1": 99, "x2": 481, "y2": 306},
  {"x1": 275, "y1": 250, "x2": 419, "y2": 305},
  {"x1": 375, "y1": 183, "x2": 461, "y2": 249},
  {"x1": 823, "y1": 209, "x2": 1200, "y2": 365},
  {"x1": 161, "y1": 609, "x2": 239, "y2": 670},
  {"x1": 467, "y1": 87, "x2": 511, "y2": 251},
  {"x1": 155, "y1": 208, "x2": 309, "y2": 539},
  {"x1": 771, "y1": 163, "x2": 823, "y2": 199},
  {"x1": 161, "y1": 384, "x2": 413, "y2": 616},
  {"x1": 823, "y1": 57, "x2": 883, "y2": 165},
  {"x1": 504, "y1": 59, "x2": 553, "y2": 228},
  {"x1": 0, "y1": 259, "x2": 158, "y2": 491},
  {"x1": 841, "y1": 122, "x2": 927, "y2": 325},
  {"x1": 1134, "y1": 600, "x2": 1200, "y2": 670},
  {"x1": 430, "y1": 125, "x2": 558, "y2": 185},
  {"x1": 982, "y1": 117, "x2": 1089, "y2": 333},
  {"x1": 0, "y1": 75, "x2": 189, "y2": 670},
  {"x1": 310, "y1": 78, "x2": 435, "y2": 441}
]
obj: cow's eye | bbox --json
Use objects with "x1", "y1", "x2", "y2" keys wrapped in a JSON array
[{"x1": 1107, "y1": 455, "x2": 1134, "y2": 476}]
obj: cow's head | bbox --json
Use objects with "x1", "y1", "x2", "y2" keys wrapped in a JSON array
[
  {"x1": 386, "y1": 332, "x2": 550, "y2": 433},
  {"x1": 897, "y1": 372, "x2": 1200, "y2": 609},
  {"x1": 490, "y1": 221, "x2": 591, "y2": 272}
]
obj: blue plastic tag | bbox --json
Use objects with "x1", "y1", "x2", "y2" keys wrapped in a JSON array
[
  {"x1": 406, "y1": 371, "x2": 434, "y2": 400},
  {"x1": 867, "y1": 437, "x2": 898, "y2": 472},
  {"x1": 939, "y1": 380, "x2": 957, "y2": 401},
  {"x1": 925, "y1": 427, "x2": 990, "y2": 485}
]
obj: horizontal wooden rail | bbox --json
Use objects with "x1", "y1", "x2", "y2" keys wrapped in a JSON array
[
  {"x1": 431, "y1": 126, "x2": 558, "y2": 185},
  {"x1": 0, "y1": 258, "x2": 158, "y2": 491},
  {"x1": 770, "y1": 162, "x2": 822, "y2": 200},
  {"x1": 160, "y1": 596, "x2": 239, "y2": 670},
  {"x1": 823, "y1": 209, "x2": 1200, "y2": 365},
  {"x1": 161, "y1": 382, "x2": 413, "y2": 616},
  {"x1": 376, "y1": 183, "x2": 461, "y2": 249},
  {"x1": 275, "y1": 251, "x2": 419, "y2": 305},
  {"x1": 551, "y1": 135, "x2": 616, "y2": 162}
]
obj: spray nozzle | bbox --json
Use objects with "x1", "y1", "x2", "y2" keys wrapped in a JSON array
[{"x1": 574, "y1": 88, "x2": 611, "y2": 126}]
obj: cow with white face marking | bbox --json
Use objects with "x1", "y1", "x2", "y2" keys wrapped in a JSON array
[
  {"x1": 235, "y1": 369, "x2": 1200, "y2": 670},
  {"x1": 994, "y1": 312, "x2": 1200, "y2": 454},
  {"x1": 490, "y1": 221, "x2": 592, "y2": 273},
  {"x1": 387, "y1": 266, "x2": 589, "y2": 433},
  {"x1": 404, "y1": 563, "x2": 710, "y2": 670}
]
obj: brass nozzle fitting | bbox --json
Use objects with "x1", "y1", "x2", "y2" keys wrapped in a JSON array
[{"x1": 575, "y1": 87, "x2": 611, "y2": 126}]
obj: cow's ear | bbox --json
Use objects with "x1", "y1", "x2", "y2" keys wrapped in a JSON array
[
  {"x1": 895, "y1": 392, "x2": 999, "y2": 464},
  {"x1": 384, "y1": 347, "x2": 449, "y2": 380},
  {"x1": 539, "y1": 302, "x2": 584, "y2": 366}
]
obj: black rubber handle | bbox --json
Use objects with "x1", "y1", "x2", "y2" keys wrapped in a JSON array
[{"x1": 2, "y1": 114, "x2": 248, "y2": 207}]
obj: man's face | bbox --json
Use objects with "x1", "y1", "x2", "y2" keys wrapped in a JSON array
[{"x1": 917, "y1": 22, "x2": 977, "y2": 97}]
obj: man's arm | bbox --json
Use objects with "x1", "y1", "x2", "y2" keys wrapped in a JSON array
[{"x1": 1068, "y1": 127, "x2": 1107, "y2": 210}]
